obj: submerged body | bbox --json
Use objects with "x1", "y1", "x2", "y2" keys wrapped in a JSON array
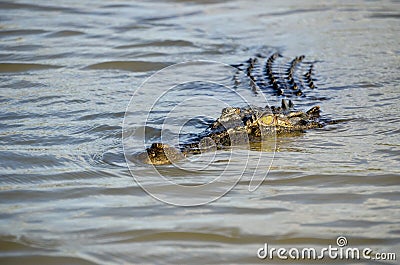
[{"x1": 141, "y1": 100, "x2": 323, "y2": 165}]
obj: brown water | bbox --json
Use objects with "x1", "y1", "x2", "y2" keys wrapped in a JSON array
[{"x1": 0, "y1": 0, "x2": 399, "y2": 264}]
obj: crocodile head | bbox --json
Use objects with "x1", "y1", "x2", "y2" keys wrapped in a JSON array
[
  {"x1": 136, "y1": 105, "x2": 323, "y2": 165},
  {"x1": 254, "y1": 105, "x2": 323, "y2": 135},
  {"x1": 210, "y1": 103, "x2": 322, "y2": 139}
]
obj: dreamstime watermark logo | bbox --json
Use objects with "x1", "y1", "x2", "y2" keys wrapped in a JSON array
[
  {"x1": 122, "y1": 61, "x2": 276, "y2": 206},
  {"x1": 257, "y1": 236, "x2": 397, "y2": 261}
]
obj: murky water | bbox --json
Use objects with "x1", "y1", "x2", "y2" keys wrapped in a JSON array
[{"x1": 1, "y1": 0, "x2": 399, "y2": 264}]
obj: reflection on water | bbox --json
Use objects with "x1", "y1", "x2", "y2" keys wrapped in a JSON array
[{"x1": 0, "y1": 0, "x2": 399, "y2": 264}]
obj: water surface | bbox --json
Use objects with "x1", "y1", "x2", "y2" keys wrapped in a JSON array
[{"x1": 0, "y1": 0, "x2": 399, "y2": 264}]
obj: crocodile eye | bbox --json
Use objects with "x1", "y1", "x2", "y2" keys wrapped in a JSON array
[{"x1": 259, "y1": 115, "x2": 274, "y2": 125}]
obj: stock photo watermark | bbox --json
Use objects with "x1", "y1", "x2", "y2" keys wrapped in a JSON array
[
  {"x1": 257, "y1": 236, "x2": 397, "y2": 261},
  {"x1": 123, "y1": 60, "x2": 275, "y2": 206}
]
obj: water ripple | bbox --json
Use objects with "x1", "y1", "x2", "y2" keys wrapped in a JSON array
[
  {"x1": 0, "y1": 63, "x2": 62, "y2": 72},
  {"x1": 84, "y1": 61, "x2": 172, "y2": 72}
]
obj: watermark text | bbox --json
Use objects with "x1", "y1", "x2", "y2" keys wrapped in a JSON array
[{"x1": 257, "y1": 236, "x2": 396, "y2": 261}]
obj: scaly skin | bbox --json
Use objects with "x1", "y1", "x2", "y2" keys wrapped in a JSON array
[{"x1": 142, "y1": 100, "x2": 323, "y2": 165}]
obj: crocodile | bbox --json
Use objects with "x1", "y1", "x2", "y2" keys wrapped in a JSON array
[{"x1": 137, "y1": 53, "x2": 328, "y2": 165}]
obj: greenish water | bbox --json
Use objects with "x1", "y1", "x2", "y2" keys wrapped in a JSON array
[{"x1": 0, "y1": 0, "x2": 399, "y2": 264}]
